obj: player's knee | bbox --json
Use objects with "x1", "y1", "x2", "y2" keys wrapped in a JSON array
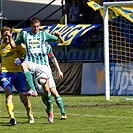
[
  {"x1": 20, "y1": 94, "x2": 28, "y2": 103},
  {"x1": 4, "y1": 87, "x2": 12, "y2": 97},
  {"x1": 51, "y1": 89, "x2": 59, "y2": 97}
]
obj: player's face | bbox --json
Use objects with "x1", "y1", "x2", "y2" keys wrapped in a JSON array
[
  {"x1": 31, "y1": 22, "x2": 40, "y2": 34},
  {"x1": 2, "y1": 31, "x2": 10, "y2": 44}
]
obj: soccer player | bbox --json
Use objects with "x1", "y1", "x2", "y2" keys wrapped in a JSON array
[
  {"x1": 39, "y1": 42, "x2": 67, "y2": 119},
  {"x1": 15, "y1": 42, "x2": 67, "y2": 120},
  {"x1": 9, "y1": 17, "x2": 64, "y2": 123},
  {"x1": 0, "y1": 26, "x2": 34, "y2": 126}
]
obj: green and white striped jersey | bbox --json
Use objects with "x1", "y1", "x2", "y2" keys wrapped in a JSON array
[{"x1": 15, "y1": 30, "x2": 58, "y2": 65}]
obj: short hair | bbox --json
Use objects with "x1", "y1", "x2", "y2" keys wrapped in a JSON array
[
  {"x1": 30, "y1": 17, "x2": 41, "y2": 25},
  {"x1": 1, "y1": 26, "x2": 11, "y2": 36}
]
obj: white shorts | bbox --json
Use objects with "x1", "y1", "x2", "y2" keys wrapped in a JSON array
[
  {"x1": 28, "y1": 61, "x2": 50, "y2": 78},
  {"x1": 28, "y1": 61, "x2": 56, "y2": 93}
]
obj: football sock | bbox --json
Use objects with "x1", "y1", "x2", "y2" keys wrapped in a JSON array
[
  {"x1": 45, "y1": 93, "x2": 52, "y2": 113},
  {"x1": 55, "y1": 95, "x2": 65, "y2": 114},
  {"x1": 24, "y1": 103, "x2": 32, "y2": 116},
  {"x1": 23, "y1": 70, "x2": 37, "y2": 92},
  {"x1": 6, "y1": 103, "x2": 15, "y2": 118},
  {"x1": 42, "y1": 95, "x2": 47, "y2": 106}
]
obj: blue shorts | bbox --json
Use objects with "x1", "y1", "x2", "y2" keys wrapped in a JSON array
[{"x1": 0, "y1": 72, "x2": 27, "y2": 93}]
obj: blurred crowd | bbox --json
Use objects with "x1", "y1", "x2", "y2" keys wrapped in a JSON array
[
  {"x1": 61, "y1": 0, "x2": 130, "y2": 25},
  {"x1": 61, "y1": 0, "x2": 103, "y2": 24}
]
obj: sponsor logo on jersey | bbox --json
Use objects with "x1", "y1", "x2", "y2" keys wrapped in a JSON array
[{"x1": 29, "y1": 40, "x2": 40, "y2": 47}]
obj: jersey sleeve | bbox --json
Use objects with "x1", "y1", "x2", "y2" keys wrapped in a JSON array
[
  {"x1": 45, "y1": 32, "x2": 58, "y2": 42},
  {"x1": 15, "y1": 31, "x2": 25, "y2": 45}
]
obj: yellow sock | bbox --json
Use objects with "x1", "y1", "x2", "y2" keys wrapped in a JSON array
[
  {"x1": 6, "y1": 103, "x2": 15, "y2": 118},
  {"x1": 24, "y1": 103, "x2": 32, "y2": 116}
]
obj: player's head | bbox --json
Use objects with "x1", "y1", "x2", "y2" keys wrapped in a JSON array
[
  {"x1": 30, "y1": 17, "x2": 41, "y2": 34},
  {"x1": 1, "y1": 26, "x2": 12, "y2": 44}
]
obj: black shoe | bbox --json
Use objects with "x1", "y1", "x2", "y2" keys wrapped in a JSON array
[{"x1": 10, "y1": 118, "x2": 16, "y2": 126}]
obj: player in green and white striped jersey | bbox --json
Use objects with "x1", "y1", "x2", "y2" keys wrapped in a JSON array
[
  {"x1": 36, "y1": 42, "x2": 67, "y2": 120},
  {"x1": 10, "y1": 17, "x2": 64, "y2": 123},
  {"x1": 14, "y1": 42, "x2": 67, "y2": 120}
]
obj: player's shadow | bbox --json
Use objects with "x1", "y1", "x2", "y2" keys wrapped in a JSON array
[
  {"x1": 0, "y1": 116, "x2": 28, "y2": 126},
  {"x1": 41, "y1": 116, "x2": 58, "y2": 119},
  {"x1": 0, "y1": 119, "x2": 12, "y2": 126},
  {"x1": 0, "y1": 116, "x2": 55, "y2": 125},
  {"x1": 0, "y1": 122, "x2": 11, "y2": 126},
  {"x1": 128, "y1": 126, "x2": 133, "y2": 128},
  {"x1": 0, "y1": 116, "x2": 11, "y2": 126},
  {"x1": 32, "y1": 115, "x2": 57, "y2": 124}
]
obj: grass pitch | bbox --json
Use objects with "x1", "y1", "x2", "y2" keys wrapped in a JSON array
[{"x1": 0, "y1": 93, "x2": 133, "y2": 133}]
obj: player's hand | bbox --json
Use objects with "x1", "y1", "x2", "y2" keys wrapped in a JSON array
[
  {"x1": 53, "y1": 31, "x2": 64, "y2": 43},
  {"x1": 53, "y1": 31, "x2": 61, "y2": 37},
  {"x1": 14, "y1": 58, "x2": 21, "y2": 65},
  {"x1": 5, "y1": 31, "x2": 12, "y2": 38},
  {"x1": 58, "y1": 71, "x2": 63, "y2": 79},
  {"x1": 14, "y1": 58, "x2": 25, "y2": 65}
]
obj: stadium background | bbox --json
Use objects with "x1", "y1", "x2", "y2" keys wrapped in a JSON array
[{"x1": 0, "y1": 0, "x2": 129, "y2": 95}]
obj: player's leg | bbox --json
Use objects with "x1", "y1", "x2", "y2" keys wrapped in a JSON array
[
  {"x1": 19, "y1": 93, "x2": 34, "y2": 123},
  {"x1": 35, "y1": 64, "x2": 53, "y2": 123},
  {"x1": 34, "y1": 77, "x2": 54, "y2": 123},
  {"x1": 42, "y1": 71, "x2": 67, "y2": 119},
  {"x1": 5, "y1": 87, "x2": 17, "y2": 125},
  {"x1": 21, "y1": 61, "x2": 37, "y2": 97},
  {"x1": 13, "y1": 72, "x2": 34, "y2": 123},
  {"x1": 0, "y1": 72, "x2": 16, "y2": 125},
  {"x1": 41, "y1": 93, "x2": 54, "y2": 121},
  {"x1": 51, "y1": 88, "x2": 67, "y2": 120},
  {"x1": 41, "y1": 93, "x2": 48, "y2": 106},
  {"x1": 42, "y1": 81, "x2": 53, "y2": 123}
]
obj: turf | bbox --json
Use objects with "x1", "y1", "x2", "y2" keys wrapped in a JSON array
[{"x1": 0, "y1": 93, "x2": 133, "y2": 133}]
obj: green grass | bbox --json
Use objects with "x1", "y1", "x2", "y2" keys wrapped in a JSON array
[{"x1": 0, "y1": 93, "x2": 133, "y2": 133}]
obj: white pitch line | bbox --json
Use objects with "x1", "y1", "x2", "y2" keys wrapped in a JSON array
[
  {"x1": 0, "y1": 111, "x2": 131, "y2": 119},
  {"x1": 66, "y1": 113, "x2": 131, "y2": 119},
  {"x1": 57, "y1": 113, "x2": 131, "y2": 119}
]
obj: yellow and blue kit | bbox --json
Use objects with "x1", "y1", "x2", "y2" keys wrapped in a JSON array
[{"x1": 0, "y1": 43, "x2": 27, "y2": 92}]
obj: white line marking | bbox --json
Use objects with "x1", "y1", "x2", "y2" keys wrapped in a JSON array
[{"x1": 0, "y1": 111, "x2": 130, "y2": 119}]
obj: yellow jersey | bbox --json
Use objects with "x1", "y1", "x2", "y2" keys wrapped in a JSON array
[{"x1": 0, "y1": 43, "x2": 26, "y2": 72}]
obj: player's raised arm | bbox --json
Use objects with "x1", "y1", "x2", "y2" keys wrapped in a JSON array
[
  {"x1": 53, "y1": 31, "x2": 64, "y2": 43},
  {"x1": 5, "y1": 30, "x2": 17, "y2": 48}
]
